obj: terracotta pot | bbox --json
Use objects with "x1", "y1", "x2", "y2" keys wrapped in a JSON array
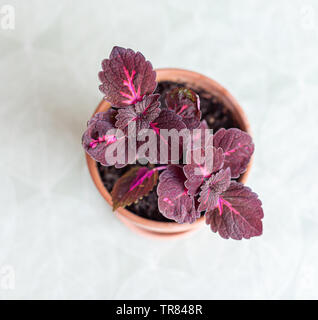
[{"x1": 85, "y1": 68, "x2": 252, "y2": 239}]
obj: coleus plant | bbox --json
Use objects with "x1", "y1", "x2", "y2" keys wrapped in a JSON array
[{"x1": 82, "y1": 46, "x2": 264, "y2": 240}]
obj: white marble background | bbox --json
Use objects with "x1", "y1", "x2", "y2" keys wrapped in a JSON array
[{"x1": 0, "y1": 0, "x2": 317, "y2": 299}]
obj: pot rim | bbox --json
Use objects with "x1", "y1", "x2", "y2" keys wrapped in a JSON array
[{"x1": 85, "y1": 68, "x2": 252, "y2": 233}]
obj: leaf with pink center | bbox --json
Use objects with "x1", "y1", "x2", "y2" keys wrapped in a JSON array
[
  {"x1": 82, "y1": 109, "x2": 133, "y2": 167},
  {"x1": 82, "y1": 110, "x2": 117, "y2": 165},
  {"x1": 205, "y1": 181, "x2": 263, "y2": 240},
  {"x1": 198, "y1": 168, "x2": 231, "y2": 212},
  {"x1": 184, "y1": 147, "x2": 224, "y2": 196},
  {"x1": 111, "y1": 166, "x2": 159, "y2": 210},
  {"x1": 183, "y1": 120, "x2": 220, "y2": 196},
  {"x1": 213, "y1": 128, "x2": 254, "y2": 178},
  {"x1": 157, "y1": 166, "x2": 200, "y2": 224},
  {"x1": 115, "y1": 94, "x2": 161, "y2": 136},
  {"x1": 99, "y1": 47, "x2": 157, "y2": 107},
  {"x1": 165, "y1": 87, "x2": 201, "y2": 129},
  {"x1": 139, "y1": 109, "x2": 187, "y2": 164}
]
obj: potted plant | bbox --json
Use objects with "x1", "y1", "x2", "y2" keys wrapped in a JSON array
[{"x1": 82, "y1": 46, "x2": 264, "y2": 240}]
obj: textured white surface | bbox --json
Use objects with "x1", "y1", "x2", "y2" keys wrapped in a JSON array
[{"x1": 0, "y1": 0, "x2": 317, "y2": 299}]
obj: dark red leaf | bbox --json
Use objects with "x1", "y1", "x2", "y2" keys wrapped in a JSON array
[
  {"x1": 213, "y1": 128, "x2": 254, "y2": 178},
  {"x1": 152, "y1": 109, "x2": 187, "y2": 131},
  {"x1": 87, "y1": 108, "x2": 117, "y2": 127},
  {"x1": 205, "y1": 181, "x2": 263, "y2": 240},
  {"x1": 99, "y1": 47, "x2": 157, "y2": 107},
  {"x1": 111, "y1": 166, "x2": 158, "y2": 210},
  {"x1": 139, "y1": 109, "x2": 187, "y2": 164},
  {"x1": 199, "y1": 119, "x2": 209, "y2": 129},
  {"x1": 157, "y1": 166, "x2": 200, "y2": 223},
  {"x1": 198, "y1": 168, "x2": 231, "y2": 212},
  {"x1": 165, "y1": 87, "x2": 201, "y2": 129},
  {"x1": 82, "y1": 109, "x2": 134, "y2": 167},
  {"x1": 184, "y1": 147, "x2": 224, "y2": 196},
  {"x1": 82, "y1": 110, "x2": 117, "y2": 165},
  {"x1": 187, "y1": 120, "x2": 213, "y2": 152},
  {"x1": 115, "y1": 94, "x2": 161, "y2": 136}
]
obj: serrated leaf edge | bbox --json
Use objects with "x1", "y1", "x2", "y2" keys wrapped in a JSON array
[{"x1": 111, "y1": 169, "x2": 158, "y2": 211}]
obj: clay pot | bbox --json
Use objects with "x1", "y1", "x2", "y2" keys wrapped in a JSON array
[{"x1": 85, "y1": 68, "x2": 252, "y2": 239}]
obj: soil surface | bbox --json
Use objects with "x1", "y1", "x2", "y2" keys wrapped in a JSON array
[{"x1": 97, "y1": 81, "x2": 239, "y2": 222}]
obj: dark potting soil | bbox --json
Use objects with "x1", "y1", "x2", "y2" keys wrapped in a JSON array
[{"x1": 97, "y1": 81, "x2": 240, "y2": 222}]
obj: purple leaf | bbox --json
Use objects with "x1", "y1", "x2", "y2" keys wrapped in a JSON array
[
  {"x1": 186, "y1": 120, "x2": 213, "y2": 153},
  {"x1": 213, "y1": 128, "x2": 254, "y2": 178},
  {"x1": 82, "y1": 109, "x2": 117, "y2": 166},
  {"x1": 141, "y1": 109, "x2": 187, "y2": 164},
  {"x1": 152, "y1": 109, "x2": 187, "y2": 132},
  {"x1": 111, "y1": 166, "x2": 158, "y2": 210},
  {"x1": 99, "y1": 47, "x2": 157, "y2": 107},
  {"x1": 205, "y1": 181, "x2": 263, "y2": 240},
  {"x1": 82, "y1": 109, "x2": 133, "y2": 167},
  {"x1": 165, "y1": 87, "x2": 201, "y2": 129},
  {"x1": 184, "y1": 147, "x2": 224, "y2": 196},
  {"x1": 157, "y1": 166, "x2": 200, "y2": 223},
  {"x1": 87, "y1": 108, "x2": 117, "y2": 127},
  {"x1": 198, "y1": 168, "x2": 231, "y2": 212},
  {"x1": 115, "y1": 94, "x2": 161, "y2": 135},
  {"x1": 199, "y1": 119, "x2": 209, "y2": 129}
]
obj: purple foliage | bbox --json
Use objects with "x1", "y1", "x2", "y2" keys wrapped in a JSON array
[
  {"x1": 205, "y1": 182, "x2": 263, "y2": 239},
  {"x1": 82, "y1": 109, "x2": 118, "y2": 166},
  {"x1": 184, "y1": 147, "x2": 224, "y2": 196},
  {"x1": 165, "y1": 87, "x2": 201, "y2": 129},
  {"x1": 213, "y1": 128, "x2": 254, "y2": 178},
  {"x1": 148, "y1": 109, "x2": 187, "y2": 164},
  {"x1": 111, "y1": 166, "x2": 159, "y2": 210},
  {"x1": 157, "y1": 166, "x2": 200, "y2": 224},
  {"x1": 198, "y1": 168, "x2": 231, "y2": 212},
  {"x1": 115, "y1": 94, "x2": 161, "y2": 135},
  {"x1": 82, "y1": 46, "x2": 264, "y2": 240},
  {"x1": 99, "y1": 47, "x2": 157, "y2": 107}
]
